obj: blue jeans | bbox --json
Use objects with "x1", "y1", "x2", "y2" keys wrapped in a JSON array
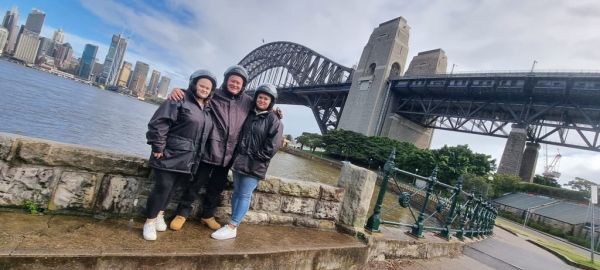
[{"x1": 230, "y1": 171, "x2": 259, "y2": 226}]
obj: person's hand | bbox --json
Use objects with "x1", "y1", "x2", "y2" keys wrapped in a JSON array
[
  {"x1": 153, "y1": 152, "x2": 163, "y2": 159},
  {"x1": 274, "y1": 107, "x2": 283, "y2": 119},
  {"x1": 167, "y1": 88, "x2": 185, "y2": 101}
]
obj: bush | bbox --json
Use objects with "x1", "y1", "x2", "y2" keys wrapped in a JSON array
[{"x1": 518, "y1": 182, "x2": 587, "y2": 202}]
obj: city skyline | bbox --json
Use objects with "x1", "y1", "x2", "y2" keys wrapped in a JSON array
[{"x1": 0, "y1": 0, "x2": 599, "y2": 185}]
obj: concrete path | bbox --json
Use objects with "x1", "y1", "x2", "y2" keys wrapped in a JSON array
[{"x1": 0, "y1": 211, "x2": 367, "y2": 269}]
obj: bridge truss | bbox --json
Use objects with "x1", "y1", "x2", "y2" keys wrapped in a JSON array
[
  {"x1": 238, "y1": 41, "x2": 353, "y2": 133},
  {"x1": 389, "y1": 73, "x2": 600, "y2": 152}
]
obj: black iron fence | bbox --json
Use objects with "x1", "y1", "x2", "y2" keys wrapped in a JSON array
[{"x1": 365, "y1": 149, "x2": 497, "y2": 239}]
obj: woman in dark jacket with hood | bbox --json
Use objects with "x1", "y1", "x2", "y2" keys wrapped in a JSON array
[
  {"x1": 143, "y1": 69, "x2": 217, "y2": 241},
  {"x1": 211, "y1": 83, "x2": 284, "y2": 240}
]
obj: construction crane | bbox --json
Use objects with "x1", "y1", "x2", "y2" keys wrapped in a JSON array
[{"x1": 543, "y1": 146, "x2": 562, "y2": 179}]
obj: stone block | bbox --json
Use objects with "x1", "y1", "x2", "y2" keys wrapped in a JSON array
[
  {"x1": 279, "y1": 178, "x2": 320, "y2": 198},
  {"x1": 51, "y1": 171, "x2": 100, "y2": 210},
  {"x1": 220, "y1": 190, "x2": 233, "y2": 206},
  {"x1": 256, "y1": 177, "x2": 281, "y2": 194},
  {"x1": 318, "y1": 220, "x2": 336, "y2": 230},
  {"x1": 243, "y1": 211, "x2": 269, "y2": 225},
  {"x1": 251, "y1": 193, "x2": 281, "y2": 212},
  {"x1": 314, "y1": 200, "x2": 340, "y2": 220},
  {"x1": 0, "y1": 165, "x2": 58, "y2": 207},
  {"x1": 18, "y1": 138, "x2": 150, "y2": 177},
  {"x1": 96, "y1": 175, "x2": 142, "y2": 214},
  {"x1": 214, "y1": 206, "x2": 232, "y2": 223},
  {"x1": 320, "y1": 185, "x2": 345, "y2": 202},
  {"x1": 0, "y1": 133, "x2": 16, "y2": 160},
  {"x1": 337, "y1": 162, "x2": 377, "y2": 228},
  {"x1": 280, "y1": 196, "x2": 316, "y2": 215},
  {"x1": 294, "y1": 217, "x2": 319, "y2": 228},
  {"x1": 268, "y1": 213, "x2": 295, "y2": 225}
]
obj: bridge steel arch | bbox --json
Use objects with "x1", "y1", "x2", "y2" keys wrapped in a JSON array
[{"x1": 238, "y1": 41, "x2": 354, "y2": 133}]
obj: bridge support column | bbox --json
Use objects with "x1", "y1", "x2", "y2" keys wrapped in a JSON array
[
  {"x1": 497, "y1": 124, "x2": 527, "y2": 176},
  {"x1": 519, "y1": 142, "x2": 540, "y2": 183}
]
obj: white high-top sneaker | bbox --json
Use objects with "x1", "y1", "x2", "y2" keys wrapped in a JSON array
[
  {"x1": 143, "y1": 221, "x2": 157, "y2": 241},
  {"x1": 156, "y1": 213, "x2": 167, "y2": 232}
]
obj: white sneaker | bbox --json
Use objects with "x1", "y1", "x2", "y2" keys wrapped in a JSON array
[
  {"x1": 156, "y1": 213, "x2": 167, "y2": 232},
  {"x1": 211, "y1": 225, "x2": 237, "y2": 240},
  {"x1": 143, "y1": 221, "x2": 157, "y2": 241}
]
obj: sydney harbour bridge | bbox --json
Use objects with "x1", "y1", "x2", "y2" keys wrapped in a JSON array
[{"x1": 237, "y1": 17, "x2": 600, "y2": 182}]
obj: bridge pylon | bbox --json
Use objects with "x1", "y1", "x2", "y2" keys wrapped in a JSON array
[{"x1": 337, "y1": 17, "x2": 410, "y2": 137}]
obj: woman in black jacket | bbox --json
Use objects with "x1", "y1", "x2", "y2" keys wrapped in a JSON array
[
  {"x1": 211, "y1": 83, "x2": 284, "y2": 240},
  {"x1": 143, "y1": 69, "x2": 217, "y2": 241}
]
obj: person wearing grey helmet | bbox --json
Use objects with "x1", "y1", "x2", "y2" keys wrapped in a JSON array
[
  {"x1": 168, "y1": 65, "x2": 260, "y2": 231},
  {"x1": 143, "y1": 69, "x2": 217, "y2": 241},
  {"x1": 211, "y1": 83, "x2": 283, "y2": 240}
]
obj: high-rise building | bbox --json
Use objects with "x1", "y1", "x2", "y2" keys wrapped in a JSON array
[
  {"x1": 24, "y1": 9, "x2": 45, "y2": 35},
  {"x1": 147, "y1": 70, "x2": 161, "y2": 97},
  {"x1": 116, "y1": 61, "x2": 132, "y2": 88},
  {"x1": 78, "y1": 44, "x2": 98, "y2": 80},
  {"x1": 0, "y1": 27, "x2": 8, "y2": 55},
  {"x1": 129, "y1": 61, "x2": 149, "y2": 98},
  {"x1": 54, "y1": 42, "x2": 73, "y2": 69},
  {"x1": 157, "y1": 76, "x2": 171, "y2": 99},
  {"x1": 1, "y1": 7, "x2": 19, "y2": 54},
  {"x1": 52, "y1": 28, "x2": 64, "y2": 44},
  {"x1": 98, "y1": 34, "x2": 127, "y2": 86},
  {"x1": 13, "y1": 29, "x2": 39, "y2": 64},
  {"x1": 35, "y1": 36, "x2": 54, "y2": 61},
  {"x1": 90, "y1": 62, "x2": 103, "y2": 83}
]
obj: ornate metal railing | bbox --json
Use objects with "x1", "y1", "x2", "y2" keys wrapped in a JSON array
[{"x1": 365, "y1": 149, "x2": 497, "y2": 239}]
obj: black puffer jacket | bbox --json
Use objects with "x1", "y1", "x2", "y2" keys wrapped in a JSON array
[
  {"x1": 232, "y1": 110, "x2": 283, "y2": 179},
  {"x1": 201, "y1": 88, "x2": 253, "y2": 167},
  {"x1": 146, "y1": 90, "x2": 213, "y2": 173}
]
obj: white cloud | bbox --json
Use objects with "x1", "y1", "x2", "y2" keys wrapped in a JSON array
[{"x1": 75, "y1": 0, "x2": 600, "y2": 183}]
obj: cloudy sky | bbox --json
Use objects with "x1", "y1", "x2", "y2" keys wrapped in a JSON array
[{"x1": 2, "y1": 0, "x2": 599, "y2": 185}]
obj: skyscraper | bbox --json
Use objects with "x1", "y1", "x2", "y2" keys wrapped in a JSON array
[
  {"x1": 98, "y1": 34, "x2": 127, "y2": 86},
  {"x1": 1, "y1": 7, "x2": 19, "y2": 54},
  {"x1": 52, "y1": 28, "x2": 64, "y2": 44},
  {"x1": 24, "y1": 9, "x2": 45, "y2": 35},
  {"x1": 129, "y1": 61, "x2": 149, "y2": 98},
  {"x1": 13, "y1": 29, "x2": 39, "y2": 64},
  {"x1": 78, "y1": 44, "x2": 98, "y2": 80},
  {"x1": 54, "y1": 42, "x2": 73, "y2": 69},
  {"x1": 147, "y1": 70, "x2": 161, "y2": 97},
  {"x1": 116, "y1": 61, "x2": 132, "y2": 88},
  {"x1": 157, "y1": 76, "x2": 171, "y2": 99},
  {"x1": 90, "y1": 62, "x2": 104, "y2": 83},
  {"x1": 35, "y1": 36, "x2": 54, "y2": 61},
  {"x1": 0, "y1": 27, "x2": 8, "y2": 55}
]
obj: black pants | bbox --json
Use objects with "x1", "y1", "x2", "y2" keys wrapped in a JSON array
[
  {"x1": 146, "y1": 169, "x2": 191, "y2": 219},
  {"x1": 176, "y1": 162, "x2": 230, "y2": 219}
]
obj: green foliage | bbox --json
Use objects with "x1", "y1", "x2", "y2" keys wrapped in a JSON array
[
  {"x1": 296, "y1": 132, "x2": 323, "y2": 152},
  {"x1": 533, "y1": 175, "x2": 561, "y2": 188},
  {"x1": 320, "y1": 130, "x2": 495, "y2": 185},
  {"x1": 23, "y1": 200, "x2": 40, "y2": 214},
  {"x1": 462, "y1": 173, "x2": 492, "y2": 198},
  {"x1": 564, "y1": 177, "x2": 598, "y2": 192},
  {"x1": 518, "y1": 182, "x2": 587, "y2": 202},
  {"x1": 490, "y1": 174, "x2": 522, "y2": 198}
]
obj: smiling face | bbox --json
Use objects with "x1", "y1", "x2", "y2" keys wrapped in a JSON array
[
  {"x1": 226, "y1": 74, "x2": 244, "y2": 95},
  {"x1": 195, "y1": 78, "x2": 213, "y2": 100},
  {"x1": 255, "y1": 92, "x2": 272, "y2": 111}
]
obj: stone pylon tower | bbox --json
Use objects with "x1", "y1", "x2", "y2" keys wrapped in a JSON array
[
  {"x1": 337, "y1": 17, "x2": 410, "y2": 136},
  {"x1": 379, "y1": 49, "x2": 447, "y2": 149}
]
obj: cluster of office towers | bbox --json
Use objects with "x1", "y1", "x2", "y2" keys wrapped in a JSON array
[{"x1": 0, "y1": 7, "x2": 171, "y2": 99}]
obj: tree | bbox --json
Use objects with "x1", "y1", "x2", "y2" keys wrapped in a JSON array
[
  {"x1": 490, "y1": 174, "x2": 521, "y2": 197},
  {"x1": 296, "y1": 133, "x2": 311, "y2": 150},
  {"x1": 533, "y1": 175, "x2": 561, "y2": 188},
  {"x1": 564, "y1": 177, "x2": 599, "y2": 192},
  {"x1": 284, "y1": 134, "x2": 293, "y2": 142},
  {"x1": 431, "y1": 145, "x2": 496, "y2": 185}
]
